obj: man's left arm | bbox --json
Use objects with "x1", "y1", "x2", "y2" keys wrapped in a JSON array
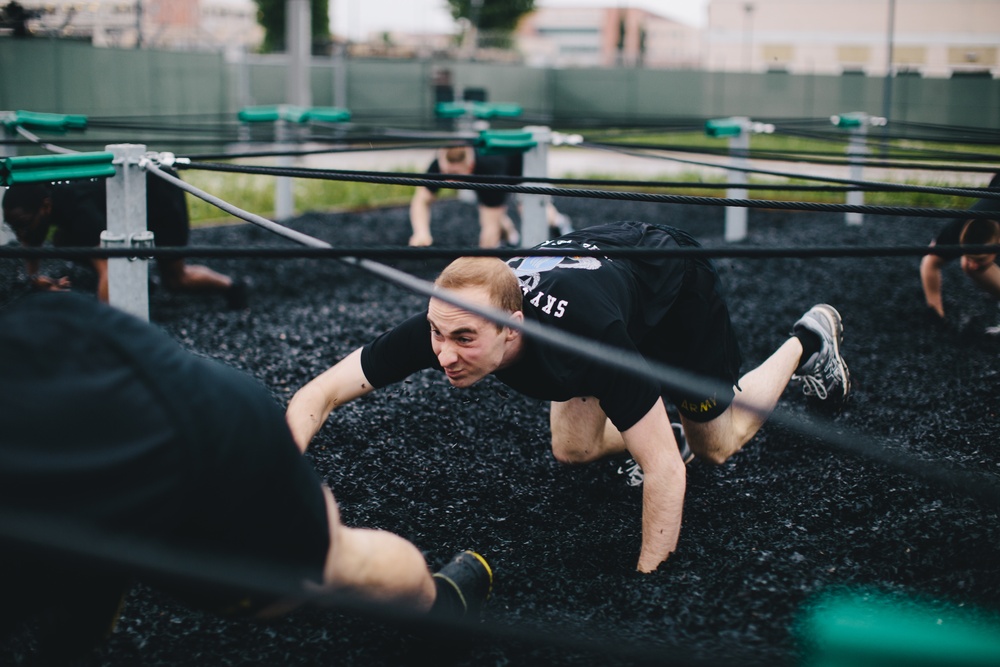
[{"x1": 620, "y1": 399, "x2": 687, "y2": 573}]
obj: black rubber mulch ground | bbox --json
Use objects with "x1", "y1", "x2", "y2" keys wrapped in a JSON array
[{"x1": 2, "y1": 196, "x2": 999, "y2": 666}]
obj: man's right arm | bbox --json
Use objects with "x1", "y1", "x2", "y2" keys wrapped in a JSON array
[
  {"x1": 920, "y1": 248, "x2": 946, "y2": 318},
  {"x1": 409, "y1": 187, "x2": 436, "y2": 247},
  {"x1": 286, "y1": 348, "x2": 375, "y2": 453}
]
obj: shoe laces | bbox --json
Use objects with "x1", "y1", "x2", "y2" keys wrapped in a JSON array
[
  {"x1": 617, "y1": 458, "x2": 644, "y2": 486},
  {"x1": 797, "y1": 372, "x2": 828, "y2": 400}
]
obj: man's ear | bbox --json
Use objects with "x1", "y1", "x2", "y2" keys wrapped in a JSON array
[{"x1": 505, "y1": 311, "x2": 524, "y2": 340}]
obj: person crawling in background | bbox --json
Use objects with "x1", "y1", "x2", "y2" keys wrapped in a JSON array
[{"x1": 2, "y1": 171, "x2": 248, "y2": 309}]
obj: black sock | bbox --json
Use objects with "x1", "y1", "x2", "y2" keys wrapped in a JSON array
[{"x1": 793, "y1": 328, "x2": 822, "y2": 363}]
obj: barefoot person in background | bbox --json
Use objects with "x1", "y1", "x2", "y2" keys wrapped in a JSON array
[
  {"x1": 2, "y1": 171, "x2": 248, "y2": 309},
  {"x1": 409, "y1": 145, "x2": 572, "y2": 248},
  {"x1": 920, "y1": 173, "x2": 1000, "y2": 334}
]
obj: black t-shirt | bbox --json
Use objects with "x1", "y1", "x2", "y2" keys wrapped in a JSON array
[
  {"x1": 932, "y1": 173, "x2": 1000, "y2": 264},
  {"x1": 48, "y1": 170, "x2": 190, "y2": 248},
  {"x1": 361, "y1": 221, "x2": 697, "y2": 432},
  {"x1": 425, "y1": 149, "x2": 523, "y2": 208},
  {"x1": 0, "y1": 292, "x2": 329, "y2": 610}
]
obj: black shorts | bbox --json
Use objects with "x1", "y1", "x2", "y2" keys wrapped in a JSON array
[
  {"x1": 0, "y1": 293, "x2": 329, "y2": 615},
  {"x1": 637, "y1": 229, "x2": 743, "y2": 423},
  {"x1": 426, "y1": 152, "x2": 523, "y2": 208}
]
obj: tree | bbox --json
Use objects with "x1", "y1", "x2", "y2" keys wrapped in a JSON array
[
  {"x1": 445, "y1": 0, "x2": 534, "y2": 33},
  {"x1": 254, "y1": 0, "x2": 330, "y2": 54},
  {"x1": 1, "y1": 1, "x2": 41, "y2": 37}
]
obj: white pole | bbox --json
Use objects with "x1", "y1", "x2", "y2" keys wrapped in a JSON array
[
  {"x1": 846, "y1": 120, "x2": 868, "y2": 226},
  {"x1": 276, "y1": 0, "x2": 312, "y2": 220},
  {"x1": 520, "y1": 126, "x2": 551, "y2": 248},
  {"x1": 725, "y1": 117, "x2": 749, "y2": 243},
  {"x1": 0, "y1": 123, "x2": 15, "y2": 245},
  {"x1": 103, "y1": 144, "x2": 150, "y2": 321},
  {"x1": 275, "y1": 118, "x2": 295, "y2": 220}
]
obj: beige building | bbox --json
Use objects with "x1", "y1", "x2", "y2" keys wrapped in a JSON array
[
  {"x1": 515, "y1": 6, "x2": 702, "y2": 69},
  {"x1": 9, "y1": 0, "x2": 262, "y2": 51},
  {"x1": 705, "y1": 0, "x2": 999, "y2": 77}
]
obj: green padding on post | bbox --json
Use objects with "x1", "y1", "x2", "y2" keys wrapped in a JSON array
[
  {"x1": 238, "y1": 106, "x2": 282, "y2": 123},
  {"x1": 435, "y1": 102, "x2": 468, "y2": 118},
  {"x1": 1, "y1": 152, "x2": 116, "y2": 186},
  {"x1": 832, "y1": 112, "x2": 865, "y2": 128},
  {"x1": 3, "y1": 110, "x2": 88, "y2": 132},
  {"x1": 472, "y1": 103, "x2": 522, "y2": 119},
  {"x1": 705, "y1": 117, "x2": 745, "y2": 138},
  {"x1": 798, "y1": 590, "x2": 1000, "y2": 667},
  {"x1": 280, "y1": 105, "x2": 309, "y2": 123},
  {"x1": 478, "y1": 130, "x2": 536, "y2": 154},
  {"x1": 239, "y1": 105, "x2": 348, "y2": 124},
  {"x1": 4, "y1": 165, "x2": 116, "y2": 185},
  {"x1": 303, "y1": 107, "x2": 351, "y2": 123}
]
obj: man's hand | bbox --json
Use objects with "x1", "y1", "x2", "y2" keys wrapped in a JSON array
[
  {"x1": 409, "y1": 232, "x2": 433, "y2": 247},
  {"x1": 622, "y1": 400, "x2": 687, "y2": 573},
  {"x1": 30, "y1": 275, "x2": 71, "y2": 292}
]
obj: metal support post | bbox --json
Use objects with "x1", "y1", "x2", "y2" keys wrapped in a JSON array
[
  {"x1": 103, "y1": 144, "x2": 150, "y2": 321},
  {"x1": 832, "y1": 112, "x2": 885, "y2": 226},
  {"x1": 276, "y1": 0, "x2": 311, "y2": 221},
  {"x1": 457, "y1": 110, "x2": 486, "y2": 205},
  {"x1": 333, "y1": 43, "x2": 347, "y2": 110},
  {"x1": 0, "y1": 122, "x2": 16, "y2": 245},
  {"x1": 845, "y1": 122, "x2": 868, "y2": 226},
  {"x1": 725, "y1": 118, "x2": 750, "y2": 243},
  {"x1": 286, "y1": 0, "x2": 311, "y2": 109},
  {"x1": 520, "y1": 126, "x2": 551, "y2": 248},
  {"x1": 274, "y1": 118, "x2": 294, "y2": 220}
]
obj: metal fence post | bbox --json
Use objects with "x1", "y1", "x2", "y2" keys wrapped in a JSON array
[
  {"x1": 103, "y1": 144, "x2": 150, "y2": 321},
  {"x1": 833, "y1": 112, "x2": 886, "y2": 226},
  {"x1": 0, "y1": 120, "x2": 15, "y2": 245},
  {"x1": 274, "y1": 118, "x2": 295, "y2": 220},
  {"x1": 845, "y1": 122, "x2": 867, "y2": 226},
  {"x1": 520, "y1": 126, "x2": 551, "y2": 248},
  {"x1": 725, "y1": 119, "x2": 750, "y2": 243}
]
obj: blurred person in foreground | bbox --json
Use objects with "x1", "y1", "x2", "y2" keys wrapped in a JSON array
[{"x1": 0, "y1": 291, "x2": 491, "y2": 664}]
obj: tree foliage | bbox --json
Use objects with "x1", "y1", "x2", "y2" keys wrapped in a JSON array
[
  {"x1": 445, "y1": 0, "x2": 535, "y2": 32},
  {"x1": 254, "y1": 0, "x2": 330, "y2": 53}
]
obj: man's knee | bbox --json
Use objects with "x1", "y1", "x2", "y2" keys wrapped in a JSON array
[
  {"x1": 693, "y1": 445, "x2": 732, "y2": 466},
  {"x1": 683, "y1": 415, "x2": 746, "y2": 466},
  {"x1": 550, "y1": 432, "x2": 596, "y2": 465}
]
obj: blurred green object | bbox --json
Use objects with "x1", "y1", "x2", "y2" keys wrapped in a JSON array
[
  {"x1": 478, "y1": 129, "x2": 536, "y2": 154},
  {"x1": 2, "y1": 110, "x2": 88, "y2": 132},
  {"x1": 1, "y1": 151, "x2": 115, "y2": 186},
  {"x1": 798, "y1": 588, "x2": 1000, "y2": 667},
  {"x1": 704, "y1": 116, "x2": 745, "y2": 138},
  {"x1": 435, "y1": 102, "x2": 523, "y2": 119},
  {"x1": 237, "y1": 106, "x2": 350, "y2": 124}
]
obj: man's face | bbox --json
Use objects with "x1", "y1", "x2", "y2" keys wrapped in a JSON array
[
  {"x1": 4, "y1": 200, "x2": 51, "y2": 246},
  {"x1": 439, "y1": 159, "x2": 473, "y2": 177},
  {"x1": 962, "y1": 252, "x2": 996, "y2": 273},
  {"x1": 427, "y1": 286, "x2": 511, "y2": 388}
]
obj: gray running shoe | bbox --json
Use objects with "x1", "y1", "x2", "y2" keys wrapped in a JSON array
[
  {"x1": 616, "y1": 423, "x2": 694, "y2": 487},
  {"x1": 791, "y1": 304, "x2": 851, "y2": 406}
]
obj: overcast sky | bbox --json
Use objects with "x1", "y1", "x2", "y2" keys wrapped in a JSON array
[{"x1": 330, "y1": 1, "x2": 710, "y2": 40}]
